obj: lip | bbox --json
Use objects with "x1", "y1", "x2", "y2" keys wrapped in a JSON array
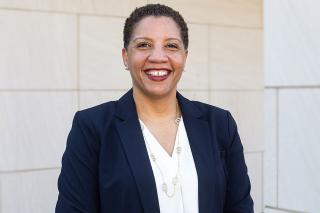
[{"x1": 143, "y1": 68, "x2": 172, "y2": 81}]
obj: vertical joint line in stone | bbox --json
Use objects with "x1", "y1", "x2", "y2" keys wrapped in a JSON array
[
  {"x1": 0, "y1": 175, "x2": 2, "y2": 213},
  {"x1": 76, "y1": 14, "x2": 80, "y2": 110},
  {"x1": 207, "y1": 24, "x2": 212, "y2": 103},
  {"x1": 261, "y1": 151, "x2": 264, "y2": 211},
  {"x1": 276, "y1": 88, "x2": 279, "y2": 207},
  {"x1": 260, "y1": 0, "x2": 264, "y2": 29}
]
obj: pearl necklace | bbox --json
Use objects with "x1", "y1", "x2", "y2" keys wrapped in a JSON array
[{"x1": 140, "y1": 116, "x2": 182, "y2": 198}]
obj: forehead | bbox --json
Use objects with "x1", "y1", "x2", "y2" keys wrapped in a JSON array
[{"x1": 131, "y1": 16, "x2": 181, "y2": 40}]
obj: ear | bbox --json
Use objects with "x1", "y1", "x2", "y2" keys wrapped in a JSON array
[
  {"x1": 183, "y1": 50, "x2": 188, "y2": 67},
  {"x1": 122, "y1": 48, "x2": 128, "y2": 68},
  {"x1": 185, "y1": 50, "x2": 188, "y2": 59}
]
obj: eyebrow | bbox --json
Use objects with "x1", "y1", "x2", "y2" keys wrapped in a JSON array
[{"x1": 131, "y1": 37, "x2": 182, "y2": 43}]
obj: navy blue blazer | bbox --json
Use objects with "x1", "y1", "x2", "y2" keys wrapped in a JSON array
[{"x1": 56, "y1": 89, "x2": 253, "y2": 213}]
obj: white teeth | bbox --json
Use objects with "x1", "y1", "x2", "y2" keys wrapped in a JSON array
[{"x1": 146, "y1": 70, "x2": 169, "y2": 77}]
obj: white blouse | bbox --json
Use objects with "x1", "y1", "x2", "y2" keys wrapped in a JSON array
[{"x1": 139, "y1": 117, "x2": 199, "y2": 213}]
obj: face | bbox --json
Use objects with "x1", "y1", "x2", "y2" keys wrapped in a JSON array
[{"x1": 122, "y1": 16, "x2": 188, "y2": 99}]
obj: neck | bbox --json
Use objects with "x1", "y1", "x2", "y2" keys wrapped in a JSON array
[{"x1": 133, "y1": 89, "x2": 178, "y2": 121}]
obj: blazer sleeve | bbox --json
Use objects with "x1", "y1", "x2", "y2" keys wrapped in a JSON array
[
  {"x1": 56, "y1": 111, "x2": 100, "y2": 213},
  {"x1": 224, "y1": 111, "x2": 254, "y2": 213}
]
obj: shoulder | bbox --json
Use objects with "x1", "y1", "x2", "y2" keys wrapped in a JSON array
[
  {"x1": 189, "y1": 100, "x2": 234, "y2": 126},
  {"x1": 71, "y1": 100, "x2": 118, "y2": 136},
  {"x1": 189, "y1": 100, "x2": 238, "y2": 147},
  {"x1": 77, "y1": 101, "x2": 117, "y2": 121},
  {"x1": 190, "y1": 100, "x2": 227, "y2": 117},
  {"x1": 177, "y1": 91, "x2": 238, "y2": 136}
]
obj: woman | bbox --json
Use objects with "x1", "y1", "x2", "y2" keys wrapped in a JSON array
[{"x1": 56, "y1": 4, "x2": 254, "y2": 213}]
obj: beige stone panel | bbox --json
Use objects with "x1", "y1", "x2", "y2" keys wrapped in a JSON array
[
  {"x1": 264, "y1": 89, "x2": 277, "y2": 206},
  {"x1": 0, "y1": 0, "x2": 147, "y2": 16},
  {"x1": 278, "y1": 89, "x2": 320, "y2": 212},
  {"x1": 178, "y1": 24, "x2": 209, "y2": 90},
  {"x1": 0, "y1": 10, "x2": 77, "y2": 89},
  {"x1": 80, "y1": 16, "x2": 132, "y2": 90},
  {"x1": 245, "y1": 152, "x2": 263, "y2": 213},
  {"x1": 209, "y1": 27, "x2": 263, "y2": 90},
  {"x1": 0, "y1": 169, "x2": 60, "y2": 213},
  {"x1": 148, "y1": 0, "x2": 262, "y2": 27},
  {"x1": 210, "y1": 90, "x2": 263, "y2": 152},
  {"x1": 0, "y1": 92, "x2": 78, "y2": 171},
  {"x1": 79, "y1": 90, "x2": 127, "y2": 110},
  {"x1": 265, "y1": 0, "x2": 320, "y2": 86},
  {"x1": 178, "y1": 90, "x2": 209, "y2": 103},
  {"x1": 74, "y1": 0, "x2": 147, "y2": 16}
]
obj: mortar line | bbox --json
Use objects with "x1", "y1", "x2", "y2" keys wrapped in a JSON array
[
  {"x1": 276, "y1": 88, "x2": 279, "y2": 207},
  {"x1": 261, "y1": 151, "x2": 264, "y2": 211},
  {"x1": 207, "y1": 23, "x2": 211, "y2": 104},
  {"x1": 244, "y1": 150, "x2": 263, "y2": 154},
  {"x1": 0, "y1": 167, "x2": 61, "y2": 174},
  {"x1": 265, "y1": 205, "x2": 309, "y2": 213},
  {"x1": 77, "y1": 14, "x2": 80, "y2": 110},
  {"x1": 265, "y1": 85, "x2": 320, "y2": 89}
]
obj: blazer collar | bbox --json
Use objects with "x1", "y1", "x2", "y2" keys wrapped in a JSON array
[{"x1": 114, "y1": 89, "x2": 216, "y2": 213}]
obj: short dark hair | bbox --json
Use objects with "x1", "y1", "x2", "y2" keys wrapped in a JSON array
[{"x1": 123, "y1": 4, "x2": 189, "y2": 50}]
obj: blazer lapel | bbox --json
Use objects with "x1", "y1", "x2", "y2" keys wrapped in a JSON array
[
  {"x1": 114, "y1": 90, "x2": 160, "y2": 213},
  {"x1": 177, "y1": 92, "x2": 217, "y2": 213}
]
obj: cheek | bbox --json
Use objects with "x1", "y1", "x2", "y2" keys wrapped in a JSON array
[
  {"x1": 171, "y1": 55, "x2": 186, "y2": 69},
  {"x1": 128, "y1": 52, "x2": 149, "y2": 68}
]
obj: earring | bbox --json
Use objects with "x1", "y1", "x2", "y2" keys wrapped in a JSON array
[{"x1": 125, "y1": 66, "x2": 129, "y2": 71}]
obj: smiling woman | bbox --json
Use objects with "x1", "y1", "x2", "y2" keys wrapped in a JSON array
[
  {"x1": 122, "y1": 10, "x2": 188, "y2": 99},
  {"x1": 122, "y1": 16, "x2": 187, "y2": 99},
  {"x1": 56, "y1": 4, "x2": 254, "y2": 213}
]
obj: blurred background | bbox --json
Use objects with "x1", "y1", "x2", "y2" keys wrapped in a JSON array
[{"x1": 0, "y1": 0, "x2": 319, "y2": 212}]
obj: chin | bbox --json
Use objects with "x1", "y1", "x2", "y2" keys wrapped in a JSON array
[
  {"x1": 145, "y1": 87, "x2": 176, "y2": 98},
  {"x1": 149, "y1": 90, "x2": 176, "y2": 98},
  {"x1": 133, "y1": 81, "x2": 177, "y2": 99}
]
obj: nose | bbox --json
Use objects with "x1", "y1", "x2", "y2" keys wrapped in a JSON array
[{"x1": 147, "y1": 45, "x2": 168, "y2": 63}]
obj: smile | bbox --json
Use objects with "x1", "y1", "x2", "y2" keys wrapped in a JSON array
[
  {"x1": 144, "y1": 69, "x2": 172, "y2": 81},
  {"x1": 145, "y1": 70, "x2": 169, "y2": 77}
]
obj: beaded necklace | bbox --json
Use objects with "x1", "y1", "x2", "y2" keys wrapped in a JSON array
[{"x1": 139, "y1": 102, "x2": 182, "y2": 198}]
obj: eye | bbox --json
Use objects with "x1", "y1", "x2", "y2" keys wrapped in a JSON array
[
  {"x1": 165, "y1": 43, "x2": 179, "y2": 50},
  {"x1": 136, "y1": 42, "x2": 152, "y2": 49}
]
